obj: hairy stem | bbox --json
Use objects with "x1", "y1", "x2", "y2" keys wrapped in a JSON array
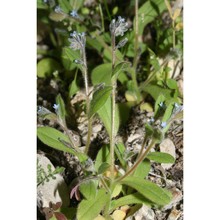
[
  {"x1": 116, "y1": 139, "x2": 156, "y2": 182},
  {"x1": 81, "y1": 46, "x2": 92, "y2": 155},
  {"x1": 110, "y1": 33, "x2": 116, "y2": 180},
  {"x1": 130, "y1": 0, "x2": 141, "y2": 102}
]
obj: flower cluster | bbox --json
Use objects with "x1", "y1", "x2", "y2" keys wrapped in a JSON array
[
  {"x1": 68, "y1": 31, "x2": 86, "y2": 51},
  {"x1": 109, "y1": 16, "x2": 128, "y2": 37}
]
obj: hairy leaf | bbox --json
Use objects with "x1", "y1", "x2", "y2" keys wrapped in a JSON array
[
  {"x1": 37, "y1": 58, "x2": 61, "y2": 78},
  {"x1": 120, "y1": 176, "x2": 172, "y2": 206},
  {"x1": 91, "y1": 63, "x2": 111, "y2": 86},
  {"x1": 95, "y1": 145, "x2": 111, "y2": 171},
  {"x1": 132, "y1": 159, "x2": 151, "y2": 179},
  {"x1": 37, "y1": 127, "x2": 87, "y2": 161},
  {"x1": 97, "y1": 97, "x2": 120, "y2": 136},
  {"x1": 56, "y1": 94, "x2": 66, "y2": 121},
  {"x1": 77, "y1": 189, "x2": 109, "y2": 220},
  {"x1": 112, "y1": 61, "x2": 131, "y2": 80},
  {"x1": 79, "y1": 180, "x2": 97, "y2": 200},
  {"x1": 58, "y1": 0, "x2": 72, "y2": 13},
  {"x1": 136, "y1": 0, "x2": 167, "y2": 35},
  {"x1": 110, "y1": 192, "x2": 153, "y2": 212},
  {"x1": 147, "y1": 152, "x2": 175, "y2": 163},
  {"x1": 98, "y1": 162, "x2": 111, "y2": 174},
  {"x1": 89, "y1": 86, "x2": 112, "y2": 118}
]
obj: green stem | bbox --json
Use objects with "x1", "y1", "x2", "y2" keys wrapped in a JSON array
[
  {"x1": 136, "y1": 133, "x2": 148, "y2": 160},
  {"x1": 130, "y1": 0, "x2": 141, "y2": 102},
  {"x1": 172, "y1": 20, "x2": 176, "y2": 78},
  {"x1": 81, "y1": 46, "x2": 92, "y2": 155},
  {"x1": 110, "y1": 33, "x2": 116, "y2": 180},
  {"x1": 116, "y1": 139, "x2": 157, "y2": 182}
]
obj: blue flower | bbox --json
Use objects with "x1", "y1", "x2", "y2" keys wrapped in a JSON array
[
  {"x1": 149, "y1": 117, "x2": 155, "y2": 123},
  {"x1": 68, "y1": 31, "x2": 86, "y2": 50},
  {"x1": 159, "y1": 102, "x2": 164, "y2": 107},
  {"x1": 53, "y1": 104, "x2": 59, "y2": 111},
  {"x1": 54, "y1": 5, "x2": 64, "y2": 14},
  {"x1": 109, "y1": 16, "x2": 128, "y2": 37},
  {"x1": 161, "y1": 121, "x2": 167, "y2": 128},
  {"x1": 70, "y1": 10, "x2": 79, "y2": 18}
]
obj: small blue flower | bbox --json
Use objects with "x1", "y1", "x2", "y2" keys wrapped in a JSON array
[
  {"x1": 161, "y1": 121, "x2": 167, "y2": 128},
  {"x1": 159, "y1": 102, "x2": 164, "y2": 107},
  {"x1": 68, "y1": 31, "x2": 86, "y2": 50},
  {"x1": 174, "y1": 103, "x2": 179, "y2": 108},
  {"x1": 149, "y1": 117, "x2": 155, "y2": 123},
  {"x1": 53, "y1": 104, "x2": 59, "y2": 111},
  {"x1": 109, "y1": 16, "x2": 128, "y2": 37},
  {"x1": 70, "y1": 10, "x2": 79, "y2": 18},
  {"x1": 54, "y1": 5, "x2": 64, "y2": 14},
  {"x1": 43, "y1": 0, "x2": 48, "y2": 3}
]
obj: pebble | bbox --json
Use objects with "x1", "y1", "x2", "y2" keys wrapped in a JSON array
[
  {"x1": 160, "y1": 138, "x2": 176, "y2": 170},
  {"x1": 126, "y1": 205, "x2": 155, "y2": 220},
  {"x1": 37, "y1": 154, "x2": 69, "y2": 208}
]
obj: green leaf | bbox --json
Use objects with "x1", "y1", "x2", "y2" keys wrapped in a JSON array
[
  {"x1": 112, "y1": 184, "x2": 122, "y2": 198},
  {"x1": 140, "y1": 102, "x2": 153, "y2": 112},
  {"x1": 58, "y1": 0, "x2": 72, "y2": 13},
  {"x1": 97, "y1": 97, "x2": 120, "y2": 136},
  {"x1": 87, "y1": 36, "x2": 103, "y2": 53},
  {"x1": 60, "y1": 207, "x2": 77, "y2": 220},
  {"x1": 79, "y1": 180, "x2": 97, "y2": 200},
  {"x1": 91, "y1": 63, "x2": 111, "y2": 86},
  {"x1": 147, "y1": 152, "x2": 175, "y2": 164},
  {"x1": 120, "y1": 176, "x2": 172, "y2": 206},
  {"x1": 69, "y1": 73, "x2": 79, "y2": 98},
  {"x1": 103, "y1": 47, "x2": 124, "y2": 62},
  {"x1": 145, "y1": 123, "x2": 154, "y2": 137},
  {"x1": 77, "y1": 189, "x2": 109, "y2": 220},
  {"x1": 56, "y1": 94, "x2": 66, "y2": 121},
  {"x1": 95, "y1": 145, "x2": 110, "y2": 171},
  {"x1": 162, "y1": 102, "x2": 174, "y2": 122},
  {"x1": 144, "y1": 83, "x2": 173, "y2": 101},
  {"x1": 62, "y1": 47, "x2": 80, "y2": 70},
  {"x1": 37, "y1": 58, "x2": 61, "y2": 78},
  {"x1": 110, "y1": 192, "x2": 153, "y2": 212},
  {"x1": 112, "y1": 61, "x2": 131, "y2": 80},
  {"x1": 115, "y1": 143, "x2": 126, "y2": 168},
  {"x1": 37, "y1": 127, "x2": 87, "y2": 162},
  {"x1": 98, "y1": 162, "x2": 111, "y2": 174},
  {"x1": 155, "y1": 94, "x2": 166, "y2": 116},
  {"x1": 89, "y1": 86, "x2": 112, "y2": 118},
  {"x1": 132, "y1": 159, "x2": 151, "y2": 179},
  {"x1": 166, "y1": 78, "x2": 178, "y2": 89},
  {"x1": 37, "y1": 0, "x2": 48, "y2": 9},
  {"x1": 37, "y1": 127, "x2": 72, "y2": 154},
  {"x1": 136, "y1": 0, "x2": 167, "y2": 35}
]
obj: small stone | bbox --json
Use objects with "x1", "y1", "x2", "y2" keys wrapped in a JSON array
[
  {"x1": 163, "y1": 187, "x2": 183, "y2": 210},
  {"x1": 160, "y1": 138, "x2": 176, "y2": 170},
  {"x1": 126, "y1": 205, "x2": 155, "y2": 220},
  {"x1": 37, "y1": 154, "x2": 69, "y2": 208},
  {"x1": 167, "y1": 209, "x2": 182, "y2": 220}
]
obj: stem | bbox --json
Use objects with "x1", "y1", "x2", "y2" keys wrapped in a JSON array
[
  {"x1": 130, "y1": 0, "x2": 141, "y2": 102},
  {"x1": 116, "y1": 139, "x2": 157, "y2": 182},
  {"x1": 137, "y1": 133, "x2": 148, "y2": 160},
  {"x1": 81, "y1": 46, "x2": 92, "y2": 155},
  {"x1": 172, "y1": 20, "x2": 176, "y2": 50},
  {"x1": 172, "y1": 20, "x2": 176, "y2": 78},
  {"x1": 133, "y1": 0, "x2": 139, "y2": 70},
  {"x1": 110, "y1": 33, "x2": 116, "y2": 180}
]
